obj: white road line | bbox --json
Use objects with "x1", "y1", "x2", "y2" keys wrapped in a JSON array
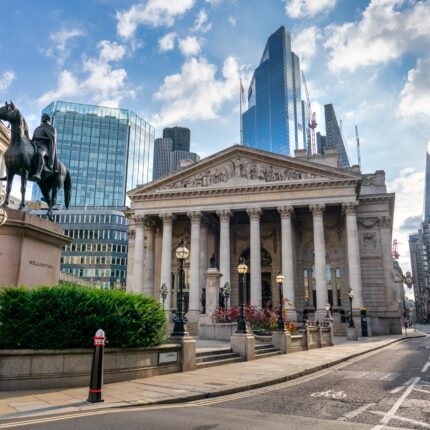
[
  {"x1": 389, "y1": 376, "x2": 414, "y2": 394},
  {"x1": 422, "y1": 362, "x2": 430, "y2": 373},
  {"x1": 337, "y1": 403, "x2": 375, "y2": 421},
  {"x1": 413, "y1": 387, "x2": 430, "y2": 394},
  {"x1": 370, "y1": 410, "x2": 430, "y2": 429},
  {"x1": 371, "y1": 376, "x2": 420, "y2": 430}
]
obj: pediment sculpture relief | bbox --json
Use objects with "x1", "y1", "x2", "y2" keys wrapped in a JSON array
[{"x1": 164, "y1": 156, "x2": 322, "y2": 189}]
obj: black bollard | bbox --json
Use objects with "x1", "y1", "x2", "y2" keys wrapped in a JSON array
[{"x1": 87, "y1": 329, "x2": 106, "y2": 403}]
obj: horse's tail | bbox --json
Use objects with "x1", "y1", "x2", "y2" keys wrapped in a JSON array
[{"x1": 64, "y1": 169, "x2": 72, "y2": 209}]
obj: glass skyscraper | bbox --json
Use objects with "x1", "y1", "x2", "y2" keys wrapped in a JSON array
[
  {"x1": 242, "y1": 26, "x2": 308, "y2": 156},
  {"x1": 32, "y1": 101, "x2": 154, "y2": 207},
  {"x1": 324, "y1": 104, "x2": 350, "y2": 169}
]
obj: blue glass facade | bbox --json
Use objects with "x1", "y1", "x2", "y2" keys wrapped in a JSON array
[
  {"x1": 324, "y1": 104, "x2": 350, "y2": 169},
  {"x1": 425, "y1": 153, "x2": 430, "y2": 222},
  {"x1": 32, "y1": 101, "x2": 154, "y2": 207},
  {"x1": 242, "y1": 26, "x2": 307, "y2": 156}
]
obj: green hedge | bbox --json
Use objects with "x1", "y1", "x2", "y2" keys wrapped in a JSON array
[{"x1": 0, "y1": 285, "x2": 167, "y2": 349}]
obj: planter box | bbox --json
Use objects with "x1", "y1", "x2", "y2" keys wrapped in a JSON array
[{"x1": 0, "y1": 344, "x2": 181, "y2": 391}]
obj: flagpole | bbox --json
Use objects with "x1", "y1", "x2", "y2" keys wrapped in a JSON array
[{"x1": 240, "y1": 78, "x2": 243, "y2": 145}]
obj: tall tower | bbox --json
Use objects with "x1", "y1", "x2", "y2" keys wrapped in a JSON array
[
  {"x1": 242, "y1": 26, "x2": 307, "y2": 156},
  {"x1": 424, "y1": 152, "x2": 430, "y2": 222},
  {"x1": 324, "y1": 104, "x2": 350, "y2": 169}
]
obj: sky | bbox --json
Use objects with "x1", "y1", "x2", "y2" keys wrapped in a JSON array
[{"x1": 1, "y1": 0, "x2": 429, "y2": 280}]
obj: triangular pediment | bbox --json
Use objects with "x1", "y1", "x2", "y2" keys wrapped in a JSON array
[{"x1": 128, "y1": 145, "x2": 360, "y2": 198}]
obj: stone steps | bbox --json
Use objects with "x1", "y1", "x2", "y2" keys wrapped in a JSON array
[
  {"x1": 196, "y1": 348, "x2": 244, "y2": 369},
  {"x1": 254, "y1": 343, "x2": 281, "y2": 359}
]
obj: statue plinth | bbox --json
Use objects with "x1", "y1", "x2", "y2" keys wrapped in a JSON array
[{"x1": 0, "y1": 208, "x2": 71, "y2": 287}]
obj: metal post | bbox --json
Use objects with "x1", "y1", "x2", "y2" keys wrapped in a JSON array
[
  {"x1": 237, "y1": 272, "x2": 248, "y2": 333},
  {"x1": 349, "y1": 297, "x2": 355, "y2": 328},
  {"x1": 87, "y1": 329, "x2": 105, "y2": 403},
  {"x1": 277, "y1": 280, "x2": 285, "y2": 331}
]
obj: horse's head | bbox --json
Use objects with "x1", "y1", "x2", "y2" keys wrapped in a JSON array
[{"x1": 0, "y1": 100, "x2": 18, "y2": 122}]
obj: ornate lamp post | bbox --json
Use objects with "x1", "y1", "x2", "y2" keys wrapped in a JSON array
[
  {"x1": 224, "y1": 282, "x2": 231, "y2": 309},
  {"x1": 160, "y1": 283, "x2": 168, "y2": 310},
  {"x1": 172, "y1": 240, "x2": 190, "y2": 337},
  {"x1": 325, "y1": 303, "x2": 331, "y2": 319},
  {"x1": 0, "y1": 207, "x2": 7, "y2": 227},
  {"x1": 276, "y1": 272, "x2": 285, "y2": 331},
  {"x1": 236, "y1": 258, "x2": 248, "y2": 334},
  {"x1": 348, "y1": 288, "x2": 355, "y2": 328}
]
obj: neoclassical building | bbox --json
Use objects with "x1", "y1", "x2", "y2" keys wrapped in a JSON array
[{"x1": 126, "y1": 145, "x2": 400, "y2": 336}]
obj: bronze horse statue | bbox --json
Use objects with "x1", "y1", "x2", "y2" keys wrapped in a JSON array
[{"x1": 0, "y1": 101, "x2": 71, "y2": 220}]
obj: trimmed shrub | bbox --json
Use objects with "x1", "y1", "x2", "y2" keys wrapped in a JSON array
[{"x1": 0, "y1": 285, "x2": 167, "y2": 349}]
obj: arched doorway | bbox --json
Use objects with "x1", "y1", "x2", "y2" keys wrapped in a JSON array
[{"x1": 239, "y1": 247, "x2": 273, "y2": 308}]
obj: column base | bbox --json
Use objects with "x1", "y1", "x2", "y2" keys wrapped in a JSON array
[
  {"x1": 315, "y1": 309, "x2": 330, "y2": 321},
  {"x1": 285, "y1": 308, "x2": 298, "y2": 323},
  {"x1": 230, "y1": 333, "x2": 255, "y2": 361},
  {"x1": 186, "y1": 310, "x2": 201, "y2": 336},
  {"x1": 346, "y1": 326, "x2": 358, "y2": 341}
]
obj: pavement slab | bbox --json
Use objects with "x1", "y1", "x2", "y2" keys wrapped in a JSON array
[{"x1": 0, "y1": 332, "x2": 424, "y2": 421}]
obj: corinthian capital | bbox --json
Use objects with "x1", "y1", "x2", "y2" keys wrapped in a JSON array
[
  {"x1": 216, "y1": 209, "x2": 232, "y2": 222},
  {"x1": 159, "y1": 213, "x2": 174, "y2": 225},
  {"x1": 277, "y1": 205, "x2": 294, "y2": 219},
  {"x1": 246, "y1": 207, "x2": 262, "y2": 220},
  {"x1": 133, "y1": 214, "x2": 145, "y2": 224},
  {"x1": 187, "y1": 211, "x2": 202, "y2": 224},
  {"x1": 342, "y1": 201, "x2": 359, "y2": 215},
  {"x1": 309, "y1": 203, "x2": 326, "y2": 216}
]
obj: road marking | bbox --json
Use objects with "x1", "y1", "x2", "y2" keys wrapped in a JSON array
[
  {"x1": 371, "y1": 376, "x2": 420, "y2": 430},
  {"x1": 390, "y1": 377, "x2": 414, "y2": 394},
  {"x1": 310, "y1": 390, "x2": 346, "y2": 399},
  {"x1": 337, "y1": 403, "x2": 375, "y2": 421},
  {"x1": 370, "y1": 410, "x2": 430, "y2": 429},
  {"x1": 422, "y1": 362, "x2": 430, "y2": 373},
  {"x1": 413, "y1": 387, "x2": 430, "y2": 394}
]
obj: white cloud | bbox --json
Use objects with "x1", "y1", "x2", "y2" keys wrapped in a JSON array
[
  {"x1": 38, "y1": 41, "x2": 135, "y2": 108},
  {"x1": 116, "y1": 0, "x2": 195, "y2": 39},
  {"x1": 324, "y1": 0, "x2": 430, "y2": 73},
  {"x1": 0, "y1": 70, "x2": 16, "y2": 93},
  {"x1": 153, "y1": 56, "x2": 241, "y2": 126},
  {"x1": 192, "y1": 9, "x2": 212, "y2": 33},
  {"x1": 159, "y1": 32, "x2": 176, "y2": 52},
  {"x1": 398, "y1": 57, "x2": 430, "y2": 119},
  {"x1": 285, "y1": 0, "x2": 336, "y2": 18},
  {"x1": 178, "y1": 36, "x2": 201, "y2": 57},
  {"x1": 387, "y1": 167, "x2": 425, "y2": 269},
  {"x1": 46, "y1": 28, "x2": 84, "y2": 64},
  {"x1": 292, "y1": 26, "x2": 320, "y2": 73},
  {"x1": 228, "y1": 16, "x2": 236, "y2": 26}
]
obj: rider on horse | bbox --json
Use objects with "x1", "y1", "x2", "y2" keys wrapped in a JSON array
[{"x1": 31, "y1": 113, "x2": 56, "y2": 181}]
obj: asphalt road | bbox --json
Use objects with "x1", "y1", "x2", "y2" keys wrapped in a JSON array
[{"x1": 2, "y1": 335, "x2": 430, "y2": 430}]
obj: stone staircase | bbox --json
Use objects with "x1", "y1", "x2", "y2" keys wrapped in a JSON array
[
  {"x1": 196, "y1": 348, "x2": 244, "y2": 369},
  {"x1": 254, "y1": 343, "x2": 281, "y2": 359}
]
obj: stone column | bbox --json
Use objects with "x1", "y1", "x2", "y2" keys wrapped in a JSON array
[
  {"x1": 246, "y1": 207, "x2": 262, "y2": 308},
  {"x1": 159, "y1": 213, "x2": 174, "y2": 310},
  {"x1": 199, "y1": 217, "x2": 209, "y2": 311},
  {"x1": 217, "y1": 209, "x2": 232, "y2": 291},
  {"x1": 187, "y1": 211, "x2": 201, "y2": 320},
  {"x1": 310, "y1": 203, "x2": 327, "y2": 317},
  {"x1": 380, "y1": 216, "x2": 397, "y2": 311},
  {"x1": 143, "y1": 219, "x2": 155, "y2": 297},
  {"x1": 278, "y1": 205, "x2": 297, "y2": 321},
  {"x1": 343, "y1": 202, "x2": 363, "y2": 309},
  {"x1": 133, "y1": 215, "x2": 145, "y2": 293}
]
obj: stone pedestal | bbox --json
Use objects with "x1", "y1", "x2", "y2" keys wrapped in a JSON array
[
  {"x1": 0, "y1": 209, "x2": 71, "y2": 287},
  {"x1": 204, "y1": 267, "x2": 222, "y2": 321},
  {"x1": 271, "y1": 331, "x2": 291, "y2": 354},
  {"x1": 347, "y1": 327, "x2": 358, "y2": 341},
  {"x1": 170, "y1": 335, "x2": 196, "y2": 372},
  {"x1": 230, "y1": 333, "x2": 255, "y2": 361}
]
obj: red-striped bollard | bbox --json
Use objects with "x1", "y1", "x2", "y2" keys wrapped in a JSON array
[{"x1": 87, "y1": 329, "x2": 106, "y2": 403}]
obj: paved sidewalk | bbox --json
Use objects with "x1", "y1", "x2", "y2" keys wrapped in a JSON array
[{"x1": 0, "y1": 331, "x2": 425, "y2": 421}]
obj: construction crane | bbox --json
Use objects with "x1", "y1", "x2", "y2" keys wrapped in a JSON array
[{"x1": 301, "y1": 70, "x2": 317, "y2": 155}]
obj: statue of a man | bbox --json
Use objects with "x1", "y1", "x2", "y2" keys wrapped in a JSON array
[{"x1": 31, "y1": 113, "x2": 57, "y2": 181}]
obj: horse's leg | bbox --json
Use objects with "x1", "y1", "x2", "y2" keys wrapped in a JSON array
[
  {"x1": 18, "y1": 169, "x2": 28, "y2": 210},
  {"x1": 1, "y1": 174, "x2": 14, "y2": 207},
  {"x1": 48, "y1": 184, "x2": 59, "y2": 221}
]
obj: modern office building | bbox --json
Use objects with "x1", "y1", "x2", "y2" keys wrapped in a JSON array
[
  {"x1": 324, "y1": 104, "x2": 350, "y2": 169},
  {"x1": 31, "y1": 101, "x2": 155, "y2": 288},
  {"x1": 163, "y1": 127, "x2": 190, "y2": 151},
  {"x1": 32, "y1": 101, "x2": 155, "y2": 207},
  {"x1": 316, "y1": 132, "x2": 327, "y2": 156},
  {"x1": 424, "y1": 153, "x2": 430, "y2": 222},
  {"x1": 152, "y1": 127, "x2": 199, "y2": 180},
  {"x1": 242, "y1": 26, "x2": 308, "y2": 156}
]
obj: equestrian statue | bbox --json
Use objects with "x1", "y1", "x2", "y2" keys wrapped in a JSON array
[{"x1": 0, "y1": 101, "x2": 71, "y2": 220}]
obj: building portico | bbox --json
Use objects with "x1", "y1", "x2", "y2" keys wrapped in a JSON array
[{"x1": 126, "y1": 145, "x2": 399, "y2": 336}]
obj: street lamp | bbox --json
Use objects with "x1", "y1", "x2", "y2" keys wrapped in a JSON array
[
  {"x1": 160, "y1": 283, "x2": 168, "y2": 310},
  {"x1": 348, "y1": 288, "x2": 355, "y2": 328},
  {"x1": 172, "y1": 239, "x2": 190, "y2": 337},
  {"x1": 325, "y1": 303, "x2": 331, "y2": 319},
  {"x1": 224, "y1": 282, "x2": 231, "y2": 309},
  {"x1": 276, "y1": 272, "x2": 285, "y2": 331},
  {"x1": 237, "y1": 257, "x2": 248, "y2": 334},
  {"x1": 0, "y1": 207, "x2": 7, "y2": 227}
]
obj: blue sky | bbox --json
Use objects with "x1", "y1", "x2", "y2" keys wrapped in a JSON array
[{"x1": 1, "y1": 0, "x2": 430, "y2": 274}]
